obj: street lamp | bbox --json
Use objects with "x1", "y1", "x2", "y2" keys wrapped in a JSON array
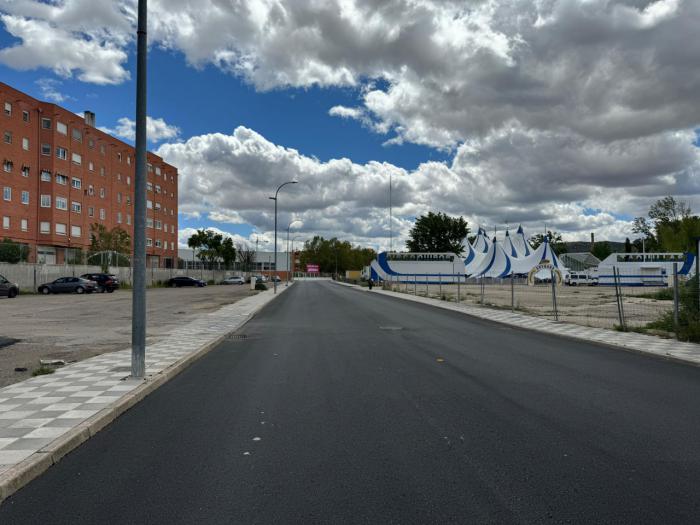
[
  {"x1": 269, "y1": 181, "x2": 298, "y2": 293},
  {"x1": 286, "y1": 219, "x2": 301, "y2": 286}
]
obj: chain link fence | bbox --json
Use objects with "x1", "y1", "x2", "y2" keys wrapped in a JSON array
[{"x1": 382, "y1": 266, "x2": 697, "y2": 342}]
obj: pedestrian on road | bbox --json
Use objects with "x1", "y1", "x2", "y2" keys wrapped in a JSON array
[{"x1": 368, "y1": 278, "x2": 374, "y2": 290}]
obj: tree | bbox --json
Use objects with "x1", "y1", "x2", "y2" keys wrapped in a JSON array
[
  {"x1": 219, "y1": 237, "x2": 236, "y2": 269},
  {"x1": 592, "y1": 241, "x2": 613, "y2": 261},
  {"x1": 187, "y1": 229, "x2": 224, "y2": 265},
  {"x1": 0, "y1": 238, "x2": 29, "y2": 263},
  {"x1": 632, "y1": 196, "x2": 694, "y2": 253},
  {"x1": 529, "y1": 230, "x2": 565, "y2": 254},
  {"x1": 624, "y1": 238, "x2": 632, "y2": 253},
  {"x1": 236, "y1": 243, "x2": 256, "y2": 273},
  {"x1": 299, "y1": 236, "x2": 376, "y2": 274},
  {"x1": 89, "y1": 224, "x2": 131, "y2": 271},
  {"x1": 406, "y1": 212, "x2": 469, "y2": 255}
]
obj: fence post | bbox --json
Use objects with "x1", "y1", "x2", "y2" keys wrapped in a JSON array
[
  {"x1": 550, "y1": 268, "x2": 558, "y2": 321},
  {"x1": 673, "y1": 262, "x2": 679, "y2": 330},
  {"x1": 480, "y1": 275, "x2": 484, "y2": 305},
  {"x1": 414, "y1": 274, "x2": 417, "y2": 295},
  {"x1": 613, "y1": 267, "x2": 626, "y2": 331},
  {"x1": 439, "y1": 273, "x2": 442, "y2": 299},
  {"x1": 33, "y1": 264, "x2": 36, "y2": 292},
  {"x1": 457, "y1": 275, "x2": 461, "y2": 304},
  {"x1": 511, "y1": 273, "x2": 514, "y2": 312}
]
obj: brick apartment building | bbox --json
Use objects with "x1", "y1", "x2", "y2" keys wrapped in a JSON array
[{"x1": 0, "y1": 82, "x2": 178, "y2": 267}]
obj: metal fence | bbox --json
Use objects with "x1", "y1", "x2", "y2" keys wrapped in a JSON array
[{"x1": 381, "y1": 265, "x2": 696, "y2": 342}]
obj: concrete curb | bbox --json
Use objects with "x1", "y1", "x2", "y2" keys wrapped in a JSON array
[
  {"x1": 0, "y1": 285, "x2": 291, "y2": 504},
  {"x1": 333, "y1": 281, "x2": 700, "y2": 368}
]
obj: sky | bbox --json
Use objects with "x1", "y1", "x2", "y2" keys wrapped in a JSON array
[{"x1": 0, "y1": 0, "x2": 697, "y2": 252}]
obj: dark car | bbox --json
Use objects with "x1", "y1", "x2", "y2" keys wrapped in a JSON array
[
  {"x1": 38, "y1": 277, "x2": 97, "y2": 295},
  {"x1": 166, "y1": 276, "x2": 206, "y2": 288},
  {"x1": 80, "y1": 273, "x2": 119, "y2": 293},
  {"x1": 0, "y1": 274, "x2": 19, "y2": 298}
]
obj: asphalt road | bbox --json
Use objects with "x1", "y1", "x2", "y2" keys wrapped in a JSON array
[{"x1": 2, "y1": 281, "x2": 700, "y2": 524}]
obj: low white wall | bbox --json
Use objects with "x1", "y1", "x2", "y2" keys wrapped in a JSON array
[{"x1": 0, "y1": 263, "x2": 246, "y2": 291}]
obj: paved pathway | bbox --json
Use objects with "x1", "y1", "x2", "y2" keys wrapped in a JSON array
[
  {"x1": 0, "y1": 286, "x2": 288, "y2": 491},
  {"x1": 340, "y1": 283, "x2": 700, "y2": 366}
]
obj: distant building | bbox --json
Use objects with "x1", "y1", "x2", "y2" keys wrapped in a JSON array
[
  {"x1": 0, "y1": 82, "x2": 178, "y2": 267},
  {"x1": 598, "y1": 252, "x2": 695, "y2": 286},
  {"x1": 560, "y1": 252, "x2": 600, "y2": 272}
]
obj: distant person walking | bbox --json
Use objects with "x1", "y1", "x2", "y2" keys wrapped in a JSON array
[{"x1": 368, "y1": 278, "x2": 374, "y2": 290}]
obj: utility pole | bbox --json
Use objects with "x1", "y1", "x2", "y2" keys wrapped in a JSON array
[
  {"x1": 269, "y1": 181, "x2": 297, "y2": 293},
  {"x1": 131, "y1": 0, "x2": 147, "y2": 379},
  {"x1": 389, "y1": 172, "x2": 393, "y2": 253}
]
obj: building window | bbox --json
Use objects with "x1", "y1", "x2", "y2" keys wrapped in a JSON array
[
  {"x1": 71, "y1": 128, "x2": 82, "y2": 142},
  {"x1": 56, "y1": 147, "x2": 67, "y2": 160},
  {"x1": 88, "y1": 206, "x2": 94, "y2": 217},
  {"x1": 41, "y1": 118, "x2": 51, "y2": 129},
  {"x1": 127, "y1": 155, "x2": 131, "y2": 166},
  {"x1": 117, "y1": 192, "x2": 122, "y2": 204},
  {"x1": 71, "y1": 152, "x2": 81, "y2": 165},
  {"x1": 100, "y1": 166, "x2": 105, "y2": 176},
  {"x1": 171, "y1": 225, "x2": 175, "y2": 234},
  {"x1": 99, "y1": 188, "x2": 105, "y2": 198},
  {"x1": 55, "y1": 197, "x2": 68, "y2": 210},
  {"x1": 41, "y1": 143, "x2": 50, "y2": 156},
  {"x1": 3, "y1": 102, "x2": 11, "y2": 116},
  {"x1": 21, "y1": 191, "x2": 29, "y2": 204},
  {"x1": 55, "y1": 174, "x2": 68, "y2": 185},
  {"x1": 40, "y1": 195, "x2": 51, "y2": 207},
  {"x1": 22, "y1": 110, "x2": 29, "y2": 122},
  {"x1": 147, "y1": 200, "x2": 153, "y2": 209},
  {"x1": 71, "y1": 177, "x2": 81, "y2": 189},
  {"x1": 88, "y1": 138, "x2": 94, "y2": 148},
  {"x1": 147, "y1": 182, "x2": 153, "y2": 192},
  {"x1": 2, "y1": 160, "x2": 11, "y2": 173},
  {"x1": 126, "y1": 214, "x2": 131, "y2": 225},
  {"x1": 55, "y1": 223, "x2": 67, "y2": 235},
  {"x1": 155, "y1": 184, "x2": 161, "y2": 194},
  {"x1": 21, "y1": 166, "x2": 29, "y2": 177},
  {"x1": 155, "y1": 202, "x2": 161, "y2": 211},
  {"x1": 146, "y1": 218, "x2": 153, "y2": 228},
  {"x1": 3, "y1": 186, "x2": 10, "y2": 201},
  {"x1": 71, "y1": 225, "x2": 81, "y2": 237},
  {"x1": 100, "y1": 144, "x2": 105, "y2": 155},
  {"x1": 126, "y1": 196, "x2": 131, "y2": 206},
  {"x1": 40, "y1": 170, "x2": 51, "y2": 182},
  {"x1": 21, "y1": 218, "x2": 28, "y2": 232},
  {"x1": 22, "y1": 137, "x2": 29, "y2": 150},
  {"x1": 126, "y1": 176, "x2": 131, "y2": 185},
  {"x1": 155, "y1": 220, "x2": 162, "y2": 230},
  {"x1": 146, "y1": 238, "x2": 153, "y2": 247},
  {"x1": 2, "y1": 216, "x2": 9, "y2": 230},
  {"x1": 3, "y1": 131, "x2": 11, "y2": 144},
  {"x1": 155, "y1": 166, "x2": 161, "y2": 176},
  {"x1": 117, "y1": 152, "x2": 122, "y2": 162},
  {"x1": 155, "y1": 239, "x2": 162, "y2": 248},
  {"x1": 88, "y1": 161, "x2": 94, "y2": 171},
  {"x1": 71, "y1": 201, "x2": 81, "y2": 213},
  {"x1": 88, "y1": 185, "x2": 94, "y2": 196},
  {"x1": 99, "y1": 208, "x2": 105, "y2": 220},
  {"x1": 147, "y1": 163, "x2": 153, "y2": 172},
  {"x1": 56, "y1": 122, "x2": 67, "y2": 135},
  {"x1": 171, "y1": 241, "x2": 175, "y2": 251},
  {"x1": 117, "y1": 212, "x2": 122, "y2": 224},
  {"x1": 40, "y1": 221, "x2": 50, "y2": 234},
  {"x1": 116, "y1": 173, "x2": 121, "y2": 181}
]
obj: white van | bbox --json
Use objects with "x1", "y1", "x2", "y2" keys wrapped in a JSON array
[{"x1": 565, "y1": 272, "x2": 597, "y2": 286}]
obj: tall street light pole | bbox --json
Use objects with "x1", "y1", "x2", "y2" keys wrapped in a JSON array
[
  {"x1": 131, "y1": 0, "x2": 147, "y2": 379},
  {"x1": 389, "y1": 172, "x2": 393, "y2": 253},
  {"x1": 269, "y1": 181, "x2": 298, "y2": 294},
  {"x1": 286, "y1": 219, "x2": 301, "y2": 286}
]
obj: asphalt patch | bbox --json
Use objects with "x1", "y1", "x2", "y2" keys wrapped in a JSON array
[{"x1": 0, "y1": 336, "x2": 19, "y2": 349}]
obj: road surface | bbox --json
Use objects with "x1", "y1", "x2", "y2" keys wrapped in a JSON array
[{"x1": 2, "y1": 281, "x2": 699, "y2": 523}]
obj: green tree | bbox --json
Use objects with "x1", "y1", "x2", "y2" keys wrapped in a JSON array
[
  {"x1": 0, "y1": 238, "x2": 29, "y2": 263},
  {"x1": 591, "y1": 241, "x2": 613, "y2": 261},
  {"x1": 406, "y1": 212, "x2": 469, "y2": 255},
  {"x1": 89, "y1": 224, "x2": 131, "y2": 271},
  {"x1": 236, "y1": 243, "x2": 256, "y2": 273},
  {"x1": 187, "y1": 229, "x2": 224, "y2": 264},
  {"x1": 219, "y1": 237, "x2": 237, "y2": 269},
  {"x1": 633, "y1": 196, "x2": 694, "y2": 253},
  {"x1": 529, "y1": 230, "x2": 565, "y2": 254},
  {"x1": 299, "y1": 236, "x2": 376, "y2": 274}
]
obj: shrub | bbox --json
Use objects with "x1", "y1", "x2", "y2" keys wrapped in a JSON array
[{"x1": 255, "y1": 282, "x2": 268, "y2": 291}]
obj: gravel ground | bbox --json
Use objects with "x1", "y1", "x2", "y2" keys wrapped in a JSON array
[
  {"x1": 0, "y1": 284, "x2": 258, "y2": 387},
  {"x1": 386, "y1": 282, "x2": 673, "y2": 330}
]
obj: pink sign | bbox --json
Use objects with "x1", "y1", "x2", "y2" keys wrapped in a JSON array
[{"x1": 306, "y1": 264, "x2": 320, "y2": 273}]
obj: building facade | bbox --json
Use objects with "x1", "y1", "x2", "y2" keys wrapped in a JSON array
[{"x1": 0, "y1": 82, "x2": 178, "y2": 267}]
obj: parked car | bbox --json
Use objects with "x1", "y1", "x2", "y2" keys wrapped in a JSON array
[
  {"x1": 80, "y1": 273, "x2": 120, "y2": 293},
  {"x1": 38, "y1": 277, "x2": 97, "y2": 295},
  {"x1": 0, "y1": 274, "x2": 19, "y2": 298},
  {"x1": 248, "y1": 275, "x2": 267, "y2": 283},
  {"x1": 222, "y1": 276, "x2": 245, "y2": 285},
  {"x1": 166, "y1": 276, "x2": 206, "y2": 288}
]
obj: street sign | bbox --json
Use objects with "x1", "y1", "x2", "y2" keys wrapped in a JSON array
[{"x1": 306, "y1": 264, "x2": 320, "y2": 273}]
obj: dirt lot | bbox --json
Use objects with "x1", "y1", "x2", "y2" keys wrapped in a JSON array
[
  {"x1": 387, "y1": 282, "x2": 673, "y2": 330},
  {"x1": 0, "y1": 284, "x2": 257, "y2": 387}
]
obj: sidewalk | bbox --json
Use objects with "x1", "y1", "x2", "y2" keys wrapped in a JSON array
[
  {"x1": 0, "y1": 285, "x2": 291, "y2": 502},
  {"x1": 338, "y1": 282, "x2": 700, "y2": 367}
]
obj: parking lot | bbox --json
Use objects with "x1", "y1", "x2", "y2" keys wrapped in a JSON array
[{"x1": 0, "y1": 284, "x2": 257, "y2": 387}]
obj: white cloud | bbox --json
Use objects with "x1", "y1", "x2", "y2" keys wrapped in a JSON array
[
  {"x1": 101, "y1": 116, "x2": 181, "y2": 143},
  {"x1": 159, "y1": 125, "x2": 693, "y2": 251},
  {"x1": 35, "y1": 77, "x2": 72, "y2": 103}
]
